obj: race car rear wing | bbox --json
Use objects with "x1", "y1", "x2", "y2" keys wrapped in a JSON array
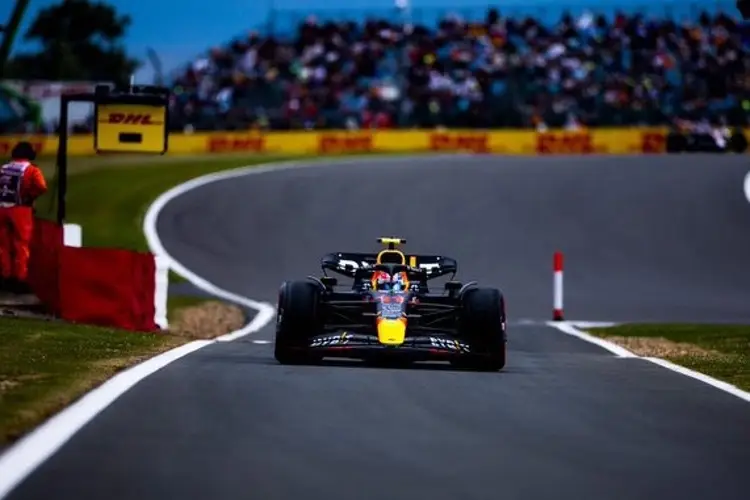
[{"x1": 321, "y1": 252, "x2": 457, "y2": 279}]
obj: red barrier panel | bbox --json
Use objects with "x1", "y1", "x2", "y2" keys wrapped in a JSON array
[
  {"x1": 25, "y1": 217, "x2": 160, "y2": 332},
  {"x1": 27, "y1": 217, "x2": 63, "y2": 316},
  {"x1": 58, "y1": 246, "x2": 158, "y2": 331}
]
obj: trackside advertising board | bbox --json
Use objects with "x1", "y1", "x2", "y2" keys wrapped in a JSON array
[
  {"x1": 0, "y1": 127, "x2": 691, "y2": 157},
  {"x1": 94, "y1": 104, "x2": 168, "y2": 154}
]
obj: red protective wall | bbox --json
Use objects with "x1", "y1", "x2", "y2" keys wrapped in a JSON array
[
  {"x1": 28, "y1": 217, "x2": 63, "y2": 316},
  {"x1": 27, "y1": 216, "x2": 158, "y2": 332},
  {"x1": 58, "y1": 246, "x2": 158, "y2": 331}
]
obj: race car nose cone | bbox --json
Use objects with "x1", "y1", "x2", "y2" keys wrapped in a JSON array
[{"x1": 377, "y1": 318, "x2": 406, "y2": 345}]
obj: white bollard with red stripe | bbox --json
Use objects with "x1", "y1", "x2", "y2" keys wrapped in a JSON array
[{"x1": 553, "y1": 251, "x2": 564, "y2": 321}]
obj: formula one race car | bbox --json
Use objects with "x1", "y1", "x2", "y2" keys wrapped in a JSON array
[{"x1": 274, "y1": 238, "x2": 507, "y2": 371}]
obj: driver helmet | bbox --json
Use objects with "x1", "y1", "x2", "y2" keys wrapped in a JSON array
[
  {"x1": 392, "y1": 271, "x2": 409, "y2": 291},
  {"x1": 370, "y1": 271, "x2": 410, "y2": 291},
  {"x1": 371, "y1": 271, "x2": 392, "y2": 291}
]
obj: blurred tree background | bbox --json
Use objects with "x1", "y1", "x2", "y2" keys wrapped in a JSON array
[{"x1": 0, "y1": 0, "x2": 139, "y2": 83}]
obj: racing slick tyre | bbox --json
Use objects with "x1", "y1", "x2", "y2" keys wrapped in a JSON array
[
  {"x1": 453, "y1": 287, "x2": 507, "y2": 371},
  {"x1": 274, "y1": 280, "x2": 323, "y2": 365}
]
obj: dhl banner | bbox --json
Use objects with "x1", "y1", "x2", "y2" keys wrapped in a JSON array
[
  {"x1": 94, "y1": 104, "x2": 168, "y2": 154},
  {"x1": 0, "y1": 127, "x2": 695, "y2": 158}
]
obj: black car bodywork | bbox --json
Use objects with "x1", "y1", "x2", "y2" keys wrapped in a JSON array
[{"x1": 274, "y1": 238, "x2": 507, "y2": 371}]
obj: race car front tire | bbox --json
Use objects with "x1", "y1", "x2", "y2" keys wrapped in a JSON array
[
  {"x1": 453, "y1": 287, "x2": 507, "y2": 371},
  {"x1": 274, "y1": 280, "x2": 323, "y2": 365}
]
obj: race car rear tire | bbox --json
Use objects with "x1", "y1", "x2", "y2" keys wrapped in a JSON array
[
  {"x1": 274, "y1": 280, "x2": 323, "y2": 365},
  {"x1": 453, "y1": 287, "x2": 507, "y2": 371}
]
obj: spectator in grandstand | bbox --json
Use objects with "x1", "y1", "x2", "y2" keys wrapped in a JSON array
[{"x1": 167, "y1": 7, "x2": 750, "y2": 131}]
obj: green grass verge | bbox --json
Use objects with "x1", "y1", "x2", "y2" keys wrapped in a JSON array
[
  {"x1": 587, "y1": 323, "x2": 750, "y2": 391},
  {"x1": 0, "y1": 315, "x2": 187, "y2": 446},
  {"x1": 0, "y1": 270, "x2": 240, "y2": 446}
]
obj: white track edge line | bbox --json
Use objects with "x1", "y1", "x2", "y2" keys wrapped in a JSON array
[
  {"x1": 0, "y1": 153, "x2": 467, "y2": 499},
  {"x1": 644, "y1": 357, "x2": 750, "y2": 403},
  {"x1": 546, "y1": 321, "x2": 750, "y2": 403},
  {"x1": 545, "y1": 321, "x2": 637, "y2": 358}
]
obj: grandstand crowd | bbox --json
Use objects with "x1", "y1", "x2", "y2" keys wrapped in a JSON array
[{"x1": 166, "y1": 7, "x2": 750, "y2": 132}]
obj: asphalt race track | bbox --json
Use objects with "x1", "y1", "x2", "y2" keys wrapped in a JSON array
[{"x1": 7, "y1": 155, "x2": 750, "y2": 500}]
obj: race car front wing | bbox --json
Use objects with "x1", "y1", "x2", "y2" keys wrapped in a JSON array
[{"x1": 300, "y1": 331, "x2": 474, "y2": 361}]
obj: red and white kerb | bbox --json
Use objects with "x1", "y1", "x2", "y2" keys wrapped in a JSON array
[{"x1": 553, "y1": 251, "x2": 564, "y2": 321}]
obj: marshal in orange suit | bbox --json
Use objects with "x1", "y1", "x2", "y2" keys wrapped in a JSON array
[{"x1": 0, "y1": 141, "x2": 48, "y2": 293}]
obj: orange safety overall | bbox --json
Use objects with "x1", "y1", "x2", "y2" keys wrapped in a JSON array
[{"x1": 0, "y1": 160, "x2": 48, "y2": 286}]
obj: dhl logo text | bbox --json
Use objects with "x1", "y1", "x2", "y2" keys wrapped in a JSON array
[
  {"x1": 100, "y1": 113, "x2": 162, "y2": 125},
  {"x1": 640, "y1": 132, "x2": 666, "y2": 153},
  {"x1": 318, "y1": 133, "x2": 373, "y2": 153},
  {"x1": 536, "y1": 132, "x2": 596, "y2": 154},
  {"x1": 429, "y1": 133, "x2": 489, "y2": 153},
  {"x1": 207, "y1": 136, "x2": 266, "y2": 153}
]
